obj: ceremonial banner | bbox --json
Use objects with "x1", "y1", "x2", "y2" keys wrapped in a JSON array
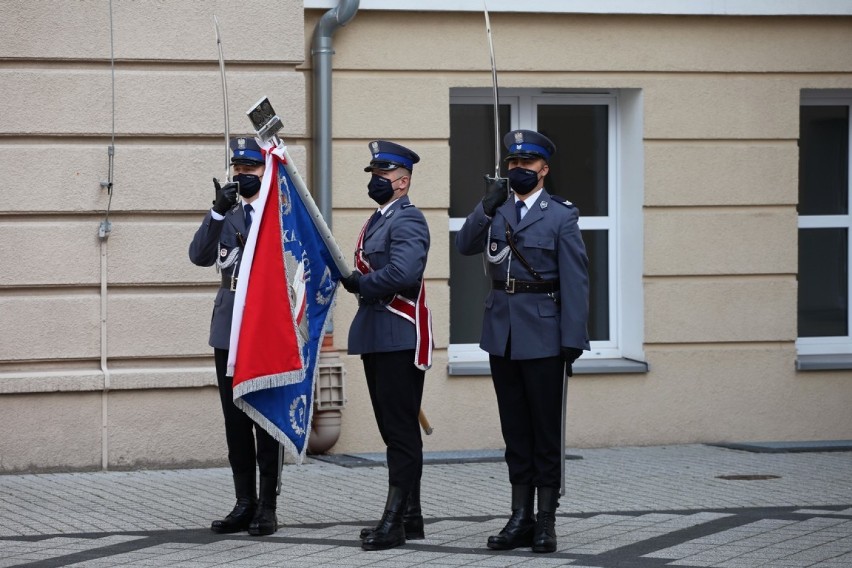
[{"x1": 227, "y1": 140, "x2": 345, "y2": 462}]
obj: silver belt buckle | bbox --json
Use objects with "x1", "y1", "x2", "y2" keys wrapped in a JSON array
[
  {"x1": 230, "y1": 275, "x2": 238, "y2": 291},
  {"x1": 506, "y1": 277, "x2": 516, "y2": 294}
]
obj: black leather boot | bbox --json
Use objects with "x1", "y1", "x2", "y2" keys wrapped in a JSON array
[
  {"x1": 360, "y1": 480, "x2": 425, "y2": 540},
  {"x1": 402, "y1": 480, "x2": 425, "y2": 539},
  {"x1": 361, "y1": 486, "x2": 408, "y2": 551},
  {"x1": 211, "y1": 473, "x2": 257, "y2": 534},
  {"x1": 248, "y1": 476, "x2": 278, "y2": 536},
  {"x1": 532, "y1": 486, "x2": 559, "y2": 553},
  {"x1": 487, "y1": 485, "x2": 535, "y2": 550}
]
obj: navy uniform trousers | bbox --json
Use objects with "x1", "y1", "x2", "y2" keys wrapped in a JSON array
[
  {"x1": 348, "y1": 195, "x2": 430, "y2": 493},
  {"x1": 455, "y1": 189, "x2": 590, "y2": 491},
  {"x1": 215, "y1": 348, "x2": 278, "y2": 479},
  {"x1": 190, "y1": 206, "x2": 278, "y2": 479},
  {"x1": 490, "y1": 339, "x2": 565, "y2": 489},
  {"x1": 362, "y1": 350, "x2": 425, "y2": 491}
]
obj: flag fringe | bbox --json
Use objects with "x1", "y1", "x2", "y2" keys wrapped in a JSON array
[
  {"x1": 234, "y1": 397, "x2": 307, "y2": 465},
  {"x1": 232, "y1": 368, "x2": 305, "y2": 400}
]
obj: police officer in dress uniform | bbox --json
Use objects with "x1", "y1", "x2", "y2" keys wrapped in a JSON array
[
  {"x1": 188, "y1": 137, "x2": 279, "y2": 536},
  {"x1": 339, "y1": 141, "x2": 430, "y2": 551},
  {"x1": 455, "y1": 130, "x2": 590, "y2": 553}
]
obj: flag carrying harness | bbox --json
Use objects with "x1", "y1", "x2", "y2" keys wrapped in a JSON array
[{"x1": 354, "y1": 214, "x2": 433, "y2": 371}]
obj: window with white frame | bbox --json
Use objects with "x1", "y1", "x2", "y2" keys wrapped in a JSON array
[
  {"x1": 797, "y1": 92, "x2": 852, "y2": 356},
  {"x1": 448, "y1": 89, "x2": 644, "y2": 372}
]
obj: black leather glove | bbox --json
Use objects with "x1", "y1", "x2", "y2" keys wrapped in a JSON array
[
  {"x1": 561, "y1": 347, "x2": 583, "y2": 378},
  {"x1": 482, "y1": 175, "x2": 509, "y2": 217},
  {"x1": 341, "y1": 270, "x2": 361, "y2": 294},
  {"x1": 212, "y1": 178, "x2": 238, "y2": 215},
  {"x1": 561, "y1": 347, "x2": 583, "y2": 365}
]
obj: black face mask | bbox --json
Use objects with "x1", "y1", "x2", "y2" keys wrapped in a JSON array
[
  {"x1": 234, "y1": 173, "x2": 261, "y2": 198},
  {"x1": 507, "y1": 167, "x2": 542, "y2": 195},
  {"x1": 367, "y1": 174, "x2": 402, "y2": 205}
]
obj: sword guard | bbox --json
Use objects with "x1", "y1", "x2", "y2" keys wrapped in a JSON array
[{"x1": 483, "y1": 175, "x2": 508, "y2": 195}]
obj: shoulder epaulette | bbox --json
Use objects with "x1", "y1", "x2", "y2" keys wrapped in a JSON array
[
  {"x1": 401, "y1": 202, "x2": 416, "y2": 209},
  {"x1": 550, "y1": 195, "x2": 574, "y2": 207}
]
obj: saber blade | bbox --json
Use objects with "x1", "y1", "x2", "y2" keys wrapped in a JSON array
[
  {"x1": 560, "y1": 364, "x2": 568, "y2": 496},
  {"x1": 483, "y1": 2, "x2": 501, "y2": 178},
  {"x1": 213, "y1": 15, "x2": 230, "y2": 182}
]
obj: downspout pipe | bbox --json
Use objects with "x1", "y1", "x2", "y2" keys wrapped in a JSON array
[
  {"x1": 307, "y1": 0, "x2": 359, "y2": 455},
  {"x1": 312, "y1": 0, "x2": 359, "y2": 228}
]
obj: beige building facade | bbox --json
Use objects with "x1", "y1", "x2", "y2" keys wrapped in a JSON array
[{"x1": 1, "y1": 0, "x2": 851, "y2": 472}]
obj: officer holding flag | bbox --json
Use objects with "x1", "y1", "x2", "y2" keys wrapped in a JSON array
[{"x1": 340, "y1": 140, "x2": 432, "y2": 551}]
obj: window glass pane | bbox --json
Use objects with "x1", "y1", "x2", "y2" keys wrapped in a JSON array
[
  {"x1": 449, "y1": 104, "x2": 511, "y2": 218},
  {"x1": 449, "y1": 235, "x2": 491, "y2": 344},
  {"x1": 799, "y1": 105, "x2": 849, "y2": 215},
  {"x1": 798, "y1": 228, "x2": 848, "y2": 337},
  {"x1": 583, "y1": 229, "x2": 610, "y2": 341},
  {"x1": 538, "y1": 105, "x2": 609, "y2": 216}
]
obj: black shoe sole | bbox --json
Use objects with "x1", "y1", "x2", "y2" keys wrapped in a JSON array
[
  {"x1": 487, "y1": 530, "x2": 534, "y2": 550},
  {"x1": 360, "y1": 527, "x2": 425, "y2": 540},
  {"x1": 210, "y1": 519, "x2": 253, "y2": 534},
  {"x1": 487, "y1": 540, "x2": 533, "y2": 550},
  {"x1": 248, "y1": 526, "x2": 278, "y2": 536},
  {"x1": 361, "y1": 539, "x2": 405, "y2": 551},
  {"x1": 210, "y1": 525, "x2": 248, "y2": 534}
]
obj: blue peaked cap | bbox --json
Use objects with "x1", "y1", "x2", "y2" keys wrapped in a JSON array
[
  {"x1": 229, "y1": 137, "x2": 264, "y2": 165},
  {"x1": 503, "y1": 129, "x2": 556, "y2": 162},
  {"x1": 364, "y1": 140, "x2": 421, "y2": 172}
]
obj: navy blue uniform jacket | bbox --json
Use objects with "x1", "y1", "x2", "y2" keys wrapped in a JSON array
[
  {"x1": 455, "y1": 190, "x2": 590, "y2": 359},
  {"x1": 188, "y1": 204, "x2": 250, "y2": 350},
  {"x1": 348, "y1": 195, "x2": 430, "y2": 355}
]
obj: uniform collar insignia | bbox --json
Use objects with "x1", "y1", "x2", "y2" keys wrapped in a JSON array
[{"x1": 540, "y1": 200, "x2": 548, "y2": 209}]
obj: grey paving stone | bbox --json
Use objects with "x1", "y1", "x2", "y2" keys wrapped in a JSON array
[{"x1": 0, "y1": 445, "x2": 850, "y2": 567}]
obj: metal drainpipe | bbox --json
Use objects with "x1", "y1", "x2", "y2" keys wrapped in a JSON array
[
  {"x1": 312, "y1": 0, "x2": 359, "y2": 227},
  {"x1": 307, "y1": 0, "x2": 359, "y2": 454}
]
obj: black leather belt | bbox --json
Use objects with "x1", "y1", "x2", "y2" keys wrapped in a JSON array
[
  {"x1": 493, "y1": 278, "x2": 558, "y2": 294},
  {"x1": 358, "y1": 287, "x2": 420, "y2": 306},
  {"x1": 221, "y1": 273, "x2": 238, "y2": 291}
]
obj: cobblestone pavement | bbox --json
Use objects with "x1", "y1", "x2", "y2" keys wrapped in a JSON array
[{"x1": 0, "y1": 445, "x2": 850, "y2": 567}]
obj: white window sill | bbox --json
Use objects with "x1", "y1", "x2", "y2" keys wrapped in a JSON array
[
  {"x1": 448, "y1": 358, "x2": 649, "y2": 376},
  {"x1": 796, "y1": 354, "x2": 852, "y2": 371}
]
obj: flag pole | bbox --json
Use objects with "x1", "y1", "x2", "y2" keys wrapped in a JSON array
[{"x1": 277, "y1": 142, "x2": 351, "y2": 276}]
